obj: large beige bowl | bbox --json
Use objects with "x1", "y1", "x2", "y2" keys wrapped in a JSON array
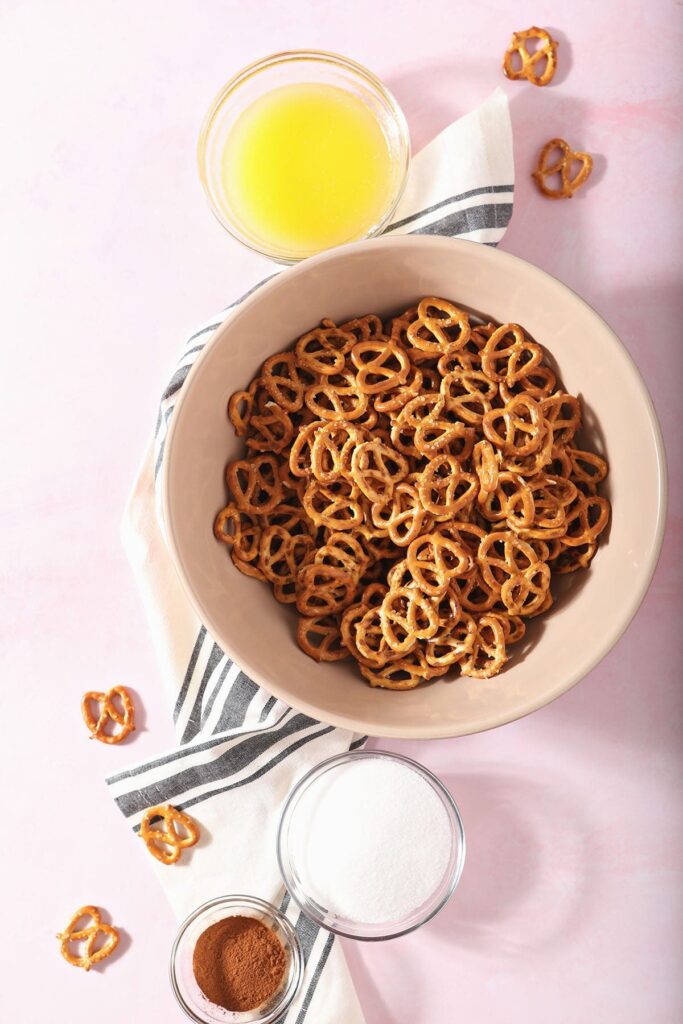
[{"x1": 163, "y1": 237, "x2": 666, "y2": 739}]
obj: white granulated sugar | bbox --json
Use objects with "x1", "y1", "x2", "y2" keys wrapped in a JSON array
[{"x1": 290, "y1": 758, "x2": 452, "y2": 924}]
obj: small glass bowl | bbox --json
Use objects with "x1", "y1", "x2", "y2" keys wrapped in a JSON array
[
  {"x1": 276, "y1": 750, "x2": 466, "y2": 941},
  {"x1": 197, "y1": 50, "x2": 410, "y2": 263},
  {"x1": 170, "y1": 895, "x2": 304, "y2": 1023}
]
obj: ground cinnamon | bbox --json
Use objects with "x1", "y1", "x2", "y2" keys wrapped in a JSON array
[{"x1": 192, "y1": 915, "x2": 287, "y2": 1013}]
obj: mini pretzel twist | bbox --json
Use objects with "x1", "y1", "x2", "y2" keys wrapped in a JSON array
[
  {"x1": 417, "y1": 453, "x2": 477, "y2": 520},
  {"x1": 350, "y1": 439, "x2": 409, "y2": 503},
  {"x1": 245, "y1": 403, "x2": 293, "y2": 454},
  {"x1": 373, "y1": 363, "x2": 424, "y2": 414},
  {"x1": 478, "y1": 531, "x2": 551, "y2": 614},
  {"x1": 56, "y1": 906, "x2": 120, "y2": 971},
  {"x1": 309, "y1": 421, "x2": 363, "y2": 483},
  {"x1": 406, "y1": 532, "x2": 472, "y2": 597},
  {"x1": 314, "y1": 535, "x2": 368, "y2": 583},
  {"x1": 414, "y1": 399, "x2": 476, "y2": 461},
  {"x1": 262, "y1": 351, "x2": 306, "y2": 412},
  {"x1": 340, "y1": 598, "x2": 392, "y2": 666},
  {"x1": 567, "y1": 446, "x2": 609, "y2": 485},
  {"x1": 296, "y1": 563, "x2": 357, "y2": 616},
  {"x1": 478, "y1": 531, "x2": 541, "y2": 589},
  {"x1": 481, "y1": 324, "x2": 543, "y2": 385},
  {"x1": 297, "y1": 614, "x2": 349, "y2": 662},
  {"x1": 355, "y1": 605, "x2": 404, "y2": 666},
  {"x1": 500, "y1": 565, "x2": 552, "y2": 616},
  {"x1": 295, "y1": 324, "x2": 354, "y2": 375},
  {"x1": 258, "y1": 525, "x2": 314, "y2": 586},
  {"x1": 303, "y1": 478, "x2": 364, "y2": 531},
  {"x1": 439, "y1": 368, "x2": 498, "y2": 425},
  {"x1": 473, "y1": 439, "x2": 500, "y2": 496},
  {"x1": 214, "y1": 503, "x2": 262, "y2": 564},
  {"x1": 351, "y1": 339, "x2": 411, "y2": 395},
  {"x1": 227, "y1": 454, "x2": 282, "y2": 514},
  {"x1": 304, "y1": 372, "x2": 369, "y2": 421},
  {"x1": 288, "y1": 420, "x2": 326, "y2": 478},
  {"x1": 380, "y1": 585, "x2": 440, "y2": 653},
  {"x1": 139, "y1": 805, "x2": 200, "y2": 865},
  {"x1": 502, "y1": 26, "x2": 559, "y2": 87},
  {"x1": 359, "y1": 656, "x2": 426, "y2": 690},
  {"x1": 477, "y1": 471, "x2": 536, "y2": 531},
  {"x1": 227, "y1": 378, "x2": 259, "y2": 436},
  {"x1": 533, "y1": 138, "x2": 593, "y2": 199},
  {"x1": 482, "y1": 394, "x2": 548, "y2": 458},
  {"x1": 515, "y1": 474, "x2": 577, "y2": 540},
  {"x1": 540, "y1": 393, "x2": 582, "y2": 445},
  {"x1": 459, "y1": 614, "x2": 508, "y2": 678},
  {"x1": 426, "y1": 613, "x2": 477, "y2": 669},
  {"x1": 394, "y1": 392, "x2": 475, "y2": 462},
  {"x1": 371, "y1": 481, "x2": 432, "y2": 547},
  {"x1": 340, "y1": 314, "x2": 384, "y2": 341},
  {"x1": 562, "y1": 493, "x2": 610, "y2": 547},
  {"x1": 81, "y1": 686, "x2": 135, "y2": 744},
  {"x1": 406, "y1": 297, "x2": 471, "y2": 357}
]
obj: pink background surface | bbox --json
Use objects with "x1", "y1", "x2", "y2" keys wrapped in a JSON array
[{"x1": 2, "y1": 2, "x2": 682, "y2": 1022}]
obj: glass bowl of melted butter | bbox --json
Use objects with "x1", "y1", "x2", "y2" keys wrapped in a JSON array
[{"x1": 197, "y1": 50, "x2": 410, "y2": 263}]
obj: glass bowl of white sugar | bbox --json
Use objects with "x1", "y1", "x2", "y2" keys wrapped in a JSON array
[{"x1": 276, "y1": 750, "x2": 465, "y2": 940}]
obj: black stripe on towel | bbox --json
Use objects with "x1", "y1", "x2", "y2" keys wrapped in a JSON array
[
  {"x1": 386, "y1": 183, "x2": 513, "y2": 232},
  {"x1": 173, "y1": 627, "x2": 207, "y2": 723},
  {"x1": 114, "y1": 713, "x2": 322, "y2": 816},
  {"x1": 294, "y1": 931, "x2": 336, "y2": 1024},
  {"x1": 130, "y1": 724, "x2": 335, "y2": 822},
  {"x1": 180, "y1": 642, "x2": 225, "y2": 744},
  {"x1": 211, "y1": 671, "x2": 261, "y2": 734},
  {"x1": 198, "y1": 658, "x2": 236, "y2": 732},
  {"x1": 295, "y1": 912, "x2": 321, "y2": 964},
  {"x1": 160, "y1": 363, "x2": 194, "y2": 406},
  {"x1": 258, "y1": 695, "x2": 278, "y2": 723},
  {"x1": 106, "y1": 707, "x2": 292, "y2": 785},
  {"x1": 184, "y1": 321, "x2": 223, "y2": 347},
  {"x1": 411, "y1": 202, "x2": 513, "y2": 239}
]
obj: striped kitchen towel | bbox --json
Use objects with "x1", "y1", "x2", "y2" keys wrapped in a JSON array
[{"x1": 106, "y1": 87, "x2": 513, "y2": 1023}]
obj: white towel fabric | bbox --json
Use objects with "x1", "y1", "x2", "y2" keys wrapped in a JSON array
[{"x1": 107, "y1": 88, "x2": 513, "y2": 1024}]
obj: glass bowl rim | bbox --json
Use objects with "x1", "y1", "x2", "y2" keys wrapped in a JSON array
[
  {"x1": 276, "y1": 748, "x2": 466, "y2": 941},
  {"x1": 196, "y1": 49, "x2": 411, "y2": 263},
  {"x1": 169, "y1": 893, "x2": 304, "y2": 1023}
]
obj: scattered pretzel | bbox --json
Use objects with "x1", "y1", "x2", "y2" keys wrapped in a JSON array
[
  {"x1": 503, "y1": 27, "x2": 559, "y2": 87},
  {"x1": 139, "y1": 805, "x2": 200, "y2": 865},
  {"x1": 81, "y1": 686, "x2": 135, "y2": 744},
  {"x1": 215, "y1": 297, "x2": 610, "y2": 685},
  {"x1": 56, "y1": 906, "x2": 120, "y2": 970},
  {"x1": 533, "y1": 138, "x2": 593, "y2": 199}
]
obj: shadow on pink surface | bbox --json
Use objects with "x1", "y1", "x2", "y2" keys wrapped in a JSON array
[
  {"x1": 543, "y1": 28, "x2": 574, "y2": 89},
  {"x1": 342, "y1": 939, "x2": 399, "y2": 1023},
  {"x1": 341, "y1": 768, "x2": 600, "y2": 1024},
  {"x1": 434, "y1": 770, "x2": 596, "y2": 953},
  {"x1": 125, "y1": 685, "x2": 148, "y2": 737}
]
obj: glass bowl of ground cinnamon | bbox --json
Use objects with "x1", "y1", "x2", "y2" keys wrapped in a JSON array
[{"x1": 170, "y1": 895, "x2": 304, "y2": 1023}]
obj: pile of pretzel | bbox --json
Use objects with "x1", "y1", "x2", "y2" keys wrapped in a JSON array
[{"x1": 214, "y1": 297, "x2": 610, "y2": 687}]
